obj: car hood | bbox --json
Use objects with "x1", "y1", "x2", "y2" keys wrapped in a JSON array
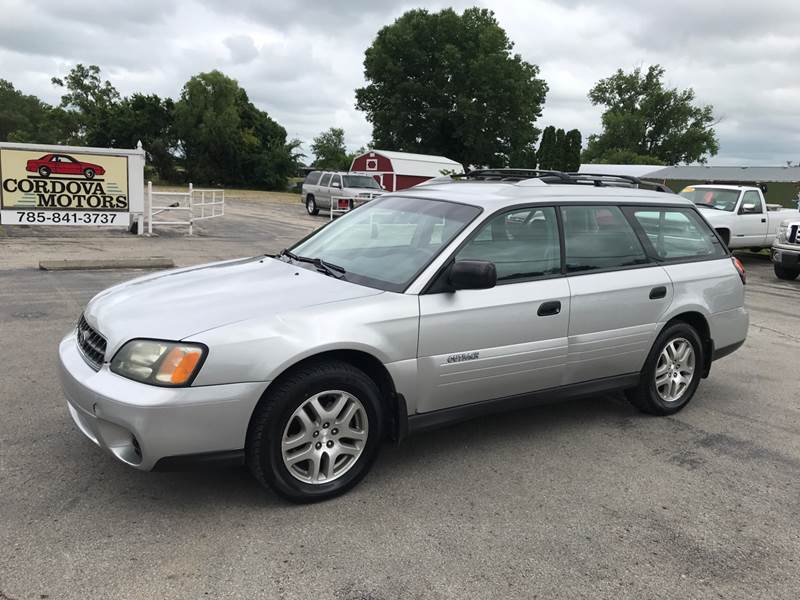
[{"x1": 84, "y1": 256, "x2": 383, "y2": 353}]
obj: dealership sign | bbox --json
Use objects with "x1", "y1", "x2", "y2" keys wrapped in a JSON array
[{"x1": 0, "y1": 143, "x2": 145, "y2": 228}]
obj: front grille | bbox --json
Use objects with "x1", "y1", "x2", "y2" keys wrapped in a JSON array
[
  {"x1": 76, "y1": 315, "x2": 107, "y2": 371},
  {"x1": 789, "y1": 224, "x2": 799, "y2": 244}
]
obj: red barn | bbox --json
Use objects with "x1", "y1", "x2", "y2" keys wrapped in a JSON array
[{"x1": 349, "y1": 149, "x2": 464, "y2": 191}]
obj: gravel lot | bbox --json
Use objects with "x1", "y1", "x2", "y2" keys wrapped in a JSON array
[{"x1": 0, "y1": 201, "x2": 798, "y2": 599}]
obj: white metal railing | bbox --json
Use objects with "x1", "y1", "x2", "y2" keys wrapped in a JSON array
[
  {"x1": 329, "y1": 195, "x2": 375, "y2": 220},
  {"x1": 146, "y1": 182, "x2": 225, "y2": 235}
]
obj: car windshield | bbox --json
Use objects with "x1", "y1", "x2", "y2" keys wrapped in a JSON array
[
  {"x1": 289, "y1": 196, "x2": 481, "y2": 292},
  {"x1": 680, "y1": 187, "x2": 740, "y2": 211},
  {"x1": 343, "y1": 175, "x2": 382, "y2": 189}
]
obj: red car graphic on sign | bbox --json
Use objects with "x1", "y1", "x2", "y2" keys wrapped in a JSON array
[{"x1": 25, "y1": 154, "x2": 106, "y2": 180}]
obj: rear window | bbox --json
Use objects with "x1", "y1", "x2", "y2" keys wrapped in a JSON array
[
  {"x1": 304, "y1": 171, "x2": 321, "y2": 185},
  {"x1": 628, "y1": 208, "x2": 727, "y2": 261},
  {"x1": 319, "y1": 173, "x2": 332, "y2": 187},
  {"x1": 561, "y1": 205, "x2": 648, "y2": 273}
]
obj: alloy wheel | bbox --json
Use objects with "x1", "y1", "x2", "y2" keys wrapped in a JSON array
[{"x1": 654, "y1": 337, "x2": 695, "y2": 402}]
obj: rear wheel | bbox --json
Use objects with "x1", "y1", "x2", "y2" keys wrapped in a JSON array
[
  {"x1": 83, "y1": 168, "x2": 96, "y2": 179},
  {"x1": 306, "y1": 195, "x2": 319, "y2": 215},
  {"x1": 774, "y1": 263, "x2": 800, "y2": 280},
  {"x1": 38, "y1": 166, "x2": 51, "y2": 177},
  {"x1": 626, "y1": 322, "x2": 703, "y2": 415},
  {"x1": 246, "y1": 360, "x2": 383, "y2": 503}
]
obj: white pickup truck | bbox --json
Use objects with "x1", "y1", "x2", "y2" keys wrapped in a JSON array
[{"x1": 678, "y1": 184, "x2": 798, "y2": 250}]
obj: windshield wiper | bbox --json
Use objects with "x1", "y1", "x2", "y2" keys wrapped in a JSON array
[{"x1": 278, "y1": 249, "x2": 346, "y2": 279}]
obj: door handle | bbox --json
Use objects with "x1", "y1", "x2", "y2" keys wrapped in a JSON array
[
  {"x1": 649, "y1": 286, "x2": 667, "y2": 300},
  {"x1": 537, "y1": 300, "x2": 561, "y2": 316},
  {"x1": 761, "y1": 218, "x2": 766, "y2": 223}
]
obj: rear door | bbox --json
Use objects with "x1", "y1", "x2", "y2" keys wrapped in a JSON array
[
  {"x1": 734, "y1": 190, "x2": 768, "y2": 246},
  {"x1": 417, "y1": 206, "x2": 569, "y2": 412},
  {"x1": 317, "y1": 173, "x2": 332, "y2": 208},
  {"x1": 561, "y1": 204, "x2": 673, "y2": 384}
]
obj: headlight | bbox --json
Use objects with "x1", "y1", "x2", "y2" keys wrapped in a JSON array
[
  {"x1": 110, "y1": 340, "x2": 206, "y2": 387},
  {"x1": 777, "y1": 221, "x2": 789, "y2": 243}
]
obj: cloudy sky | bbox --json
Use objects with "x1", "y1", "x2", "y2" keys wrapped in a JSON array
[{"x1": 1, "y1": 0, "x2": 798, "y2": 165}]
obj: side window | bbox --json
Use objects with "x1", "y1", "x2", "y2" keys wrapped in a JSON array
[
  {"x1": 331, "y1": 175, "x2": 342, "y2": 188},
  {"x1": 319, "y1": 173, "x2": 332, "y2": 187},
  {"x1": 457, "y1": 207, "x2": 561, "y2": 282},
  {"x1": 629, "y1": 208, "x2": 726, "y2": 261},
  {"x1": 740, "y1": 191, "x2": 762, "y2": 214},
  {"x1": 305, "y1": 172, "x2": 321, "y2": 185},
  {"x1": 561, "y1": 205, "x2": 647, "y2": 273}
]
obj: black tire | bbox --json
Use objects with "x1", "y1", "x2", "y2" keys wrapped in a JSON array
[
  {"x1": 83, "y1": 168, "x2": 95, "y2": 179},
  {"x1": 246, "y1": 360, "x2": 384, "y2": 503},
  {"x1": 626, "y1": 322, "x2": 704, "y2": 416},
  {"x1": 38, "y1": 166, "x2": 51, "y2": 177},
  {"x1": 306, "y1": 195, "x2": 319, "y2": 215},
  {"x1": 774, "y1": 263, "x2": 799, "y2": 280}
]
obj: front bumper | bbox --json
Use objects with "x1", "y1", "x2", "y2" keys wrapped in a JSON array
[
  {"x1": 771, "y1": 243, "x2": 800, "y2": 268},
  {"x1": 58, "y1": 332, "x2": 269, "y2": 470}
]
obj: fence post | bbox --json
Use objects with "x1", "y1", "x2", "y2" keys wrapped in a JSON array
[
  {"x1": 147, "y1": 180, "x2": 153, "y2": 235},
  {"x1": 188, "y1": 182, "x2": 194, "y2": 236}
]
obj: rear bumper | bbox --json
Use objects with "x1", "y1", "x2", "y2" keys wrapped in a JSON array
[{"x1": 58, "y1": 331, "x2": 269, "y2": 470}]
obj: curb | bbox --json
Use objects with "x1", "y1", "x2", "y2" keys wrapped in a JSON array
[{"x1": 39, "y1": 257, "x2": 175, "y2": 271}]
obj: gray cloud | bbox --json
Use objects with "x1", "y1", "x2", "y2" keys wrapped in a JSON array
[{"x1": 0, "y1": 0, "x2": 797, "y2": 165}]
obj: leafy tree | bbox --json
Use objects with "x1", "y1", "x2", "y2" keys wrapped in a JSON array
[
  {"x1": 52, "y1": 64, "x2": 120, "y2": 146},
  {"x1": 285, "y1": 138, "x2": 307, "y2": 175},
  {"x1": 174, "y1": 70, "x2": 293, "y2": 189},
  {"x1": 536, "y1": 126, "x2": 556, "y2": 169},
  {"x1": 587, "y1": 148, "x2": 665, "y2": 166},
  {"x1": 109, "y1": 94, "x2": 177, "y2": 180},
  {"x1": 0, "y1": 79, "x2": 77, "y2": 144},
  {"x1": 582, "y1": 65, "x2": 718, "y2": 165},
  {"x1": 553, "y1": 128, "x2": 566, "y2": 171},
  {"x1": 356, "y1": 7, "x2": 547, "y2": 169},
  {"x1": 563, "y1": 129, "x2": 582, "y2": 172},
  {"x1": 311, "y1": 127, "x2": 350, "y2": 170}
]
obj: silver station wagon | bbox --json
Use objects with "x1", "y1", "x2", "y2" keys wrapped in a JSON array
[{"x1": 59, "y1": 170, "x2": 749, "y2": 502}]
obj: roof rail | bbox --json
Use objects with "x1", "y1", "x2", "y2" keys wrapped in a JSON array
[
  {"x1": 447, "y1": 168, "x2": 674, "y2": 193},
  {"x1": 461, "y1": 168, "x2": 572, "y2": 183},
  {"x1": 566, "y1": 172, "x2": 674, "y2": 193}
]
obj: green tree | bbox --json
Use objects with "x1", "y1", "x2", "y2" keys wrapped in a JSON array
[
  {"x1": 174, "y1": 70, "x2": 293, "y2": 189},
  {"x1": 582, "y1": 65, "x2": 718, "y2": 165},
  {"x1": 536, "y1": 126, "x2": 557, "y2": 169},
  {"x1": 0, "y1": 79, "x2": 77, "y2": 144},
  {"x1": 563, "y1": 129, "x2": 582, "y2": 172},
  {"x1": 109, "y1": 94, "x2": 177, "y2": 180},
  {"x1": 588, "y1": 148, "x2": 665, "y2": 166},
  {"x1": 311, "y1": 127, "x2": 350, "y2": 170},
  {"x1": 553, "y1": 128, "x2": 566, "y2": 170},
  {"x1": 52, "y1": 64, "x2": 120, "y2": 146},
  {"x1": 356, "y1": 7, "x2": 547, "y2": 169}
]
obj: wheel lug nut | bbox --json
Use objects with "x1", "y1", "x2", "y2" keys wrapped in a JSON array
[
  {"x1": 322, "y1": 422, "x2": 329, "y2": 429},
  {"x1": 331, "y1": 428, "x2": 338, "y2": 435},
  {"x1": 326, "y1": 440, "x2": 334, "y2": 448},
  {"x1": 315, "y1": 442, "x2": 322, "y2": 450},
  {"x1": 312, "y1": 431, "x2": 319, "y2": 438}
]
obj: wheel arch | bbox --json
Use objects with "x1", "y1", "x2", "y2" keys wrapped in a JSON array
[
  {"x1": 249, "y1": 348, "x2": 406, "y2": 443},
  {"x1": 661, "y1": 311, "x2": 713, "y2": 377}
]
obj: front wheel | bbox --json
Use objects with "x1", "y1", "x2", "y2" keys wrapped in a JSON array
[
  {"x1": 83, "y1": 168, "x2": 96, "y2": 179},
  {"x1": 246, "y1": 360, "x2": 384, "y2": 503},
  {"x1": 774, "y1": 263, "x2": 799, "y2": 280},
  {"x1": 306, "y1": 195, "x2": 319, "y2": 215},
  {"x1": 38, "y1": 166, "x2": 51, "y2": 177},
  {"x1": 626, "y1": 322, "x2": 704, "y2": 415}
]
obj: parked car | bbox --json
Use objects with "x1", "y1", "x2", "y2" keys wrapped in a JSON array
[
  {"x1": 679, "y1": 184, "x2": 796, "y2": 250},
  {"x1": 771, "y1": 218, "x2": 800, "y2": 280},
  {"x1": 26, "y1": 154, "x2": 105, "y2": 179},
  {"x1": 301, "y1": 171, "x2": 384, "y2": 215},
  {"x1": 59, "y1": 173, "x2": 748, "y2": 502}
]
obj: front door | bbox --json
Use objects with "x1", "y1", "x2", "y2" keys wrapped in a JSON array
[
  {"x1": 734, "y1": 190, "x2": 767, "y2": 246},
  {"x1": 417, "y1": 206, "x2": 569, "y2": 413}
]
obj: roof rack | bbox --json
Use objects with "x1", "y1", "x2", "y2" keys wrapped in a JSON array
[{"x1": 458, "y1": 168, "x2": 673, "y2": 193}]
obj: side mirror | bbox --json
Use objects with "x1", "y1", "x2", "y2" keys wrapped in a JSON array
[
  {"x1": 449, "y1": 260, "x2": 496, "y2": 290},
  {"x1": 741, "y1": 202, "x2": 757, "y2": 213},
  {"x1": 331, "y1": 182, "x2": 341, "y2": 189}
]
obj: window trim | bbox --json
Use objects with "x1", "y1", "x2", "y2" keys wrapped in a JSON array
[{"x1": 621, "y1": 205, "x2": 731, "y2": 264}]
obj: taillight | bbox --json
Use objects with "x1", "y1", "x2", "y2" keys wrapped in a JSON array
[
  {"x1": 732, "y1": 256, "x2": 746, "y2": 285},
  {"x1": 337, "y1": 199, "x2": 350, "y2": 209}
]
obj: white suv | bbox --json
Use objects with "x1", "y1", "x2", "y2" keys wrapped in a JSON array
[{"x1": 301, "y1": 171, "x2": 384, "y2": 216}]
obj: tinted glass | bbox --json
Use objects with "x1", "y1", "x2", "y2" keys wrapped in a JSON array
[
  {"x1": 680, "y1": 187, "x2": 739, "y2": 212},
  {"x1": 741, "y1": 190, "x2": 762, "y2": 213},
  {"x1": 343, "y1": 175, "x2": 381, "y2": 189},
  {"x1": 630, "y1": 208, "x2": 726, "y2": 261},
  {"x1": 291, "y1": 197, "x2": 480, "y2": 292},
  {"x1": 457, "y1": 207, "x2": 560, "y2": 281},
  {"x1": 319, "y1": 173, "x2": 332, "y2": 186},
  {"x1": 304, "y1": 171, "x2": 321, "y2": 185},
  {"x1": 561, "y1": 205, "x2": 647, "y2": 272},
  {"x1": 331, "y1": 175, "x2": 342, "y2": 188}
]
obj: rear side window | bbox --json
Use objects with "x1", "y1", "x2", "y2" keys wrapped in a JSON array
[
  {"x1": 458, "y1": 207, "x2": 561, "y2": 282},
  {"x1": 628, "y1": 208, "x2": 727, "y2": 261},
  {"x1": 561, "y1": 205, "x2": 647, "y2": 273},
  {"x1": 304, "y1": 171, "x2": 321, "y2": 185},
  {"x1": 319, "y1": 173, "x2": 332, "y2": 187}
]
